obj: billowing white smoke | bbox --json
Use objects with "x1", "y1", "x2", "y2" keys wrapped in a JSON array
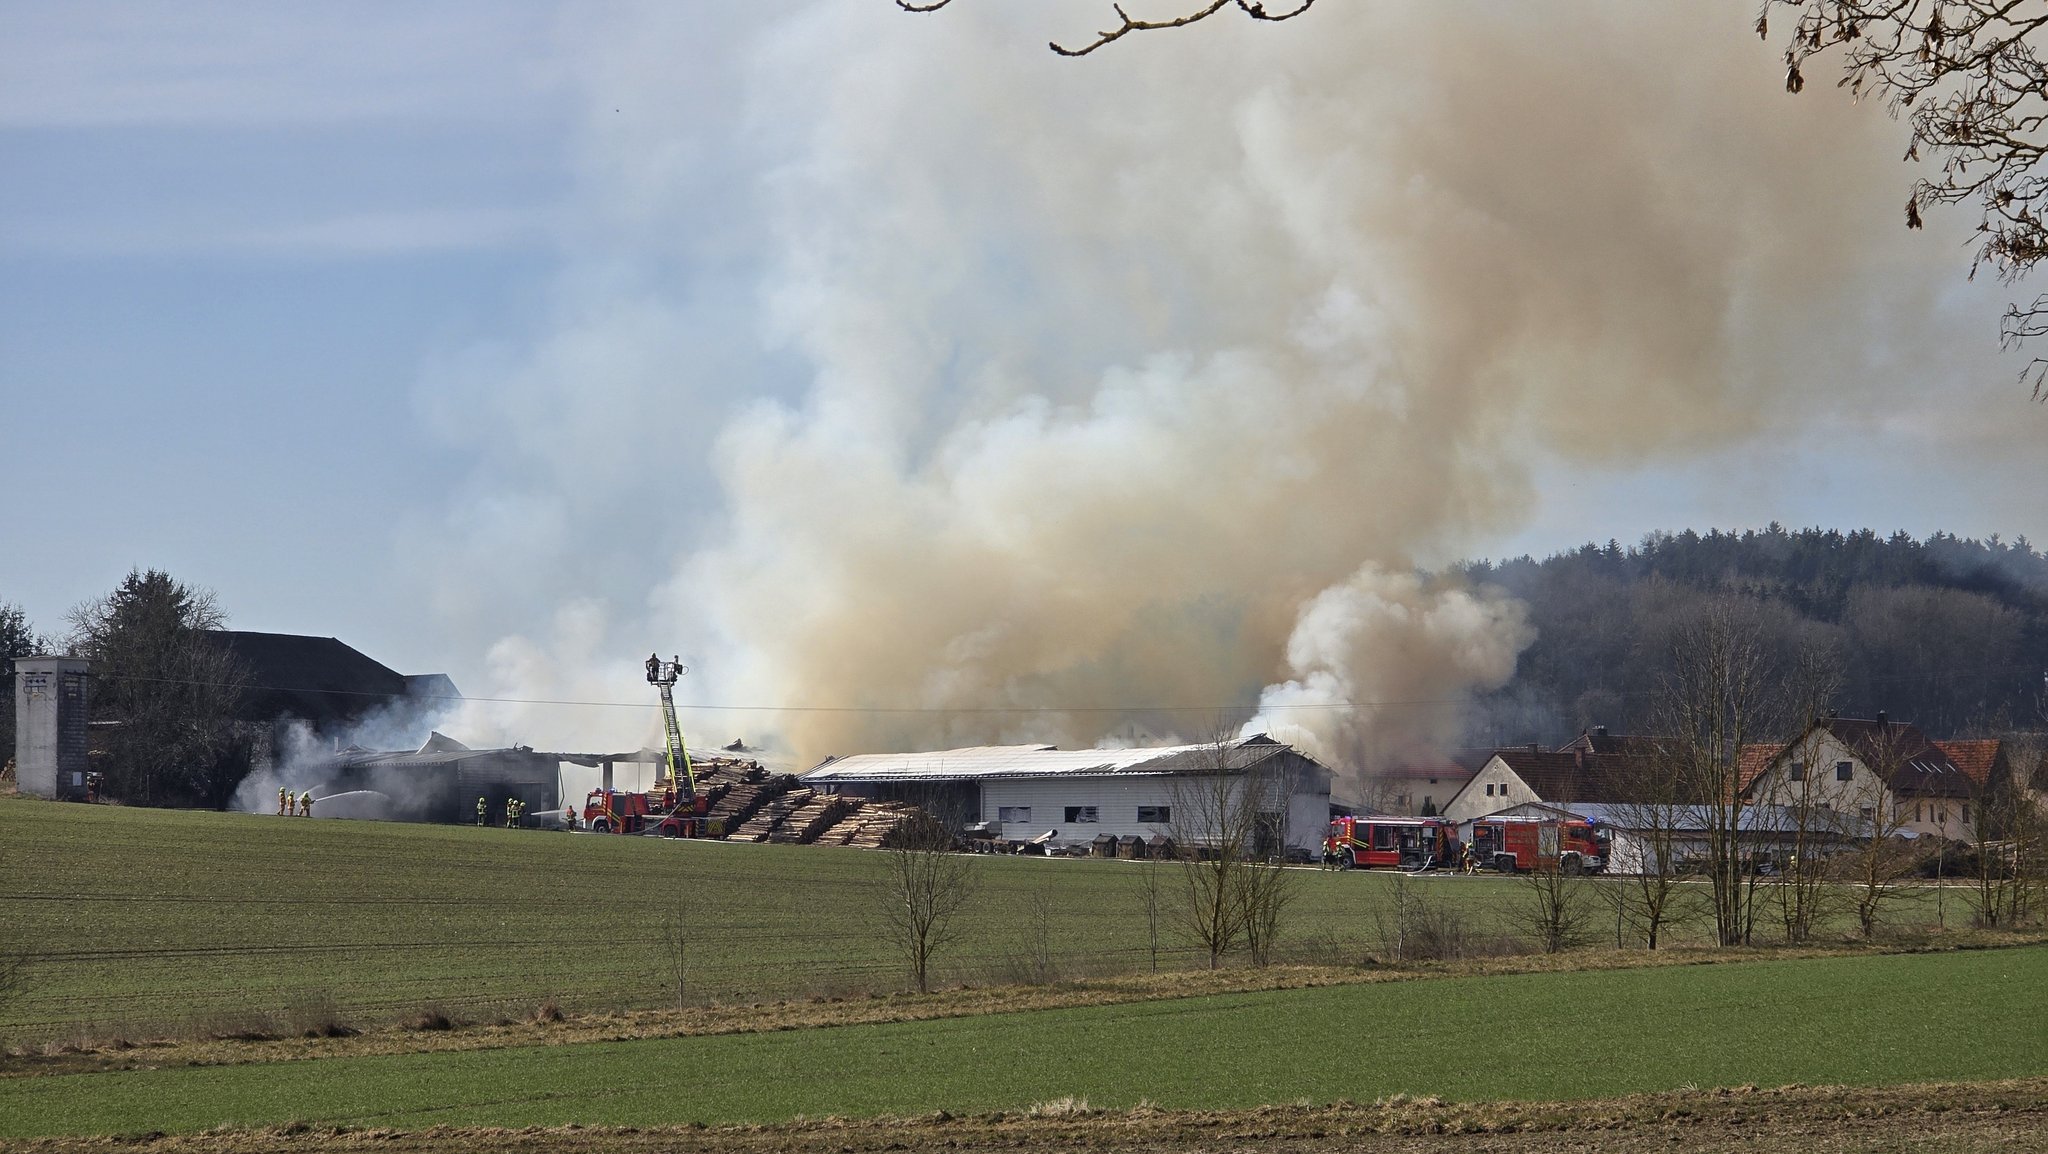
[
  {"x1": 1242, "y1": 565, "x2": 1533, "y2": 770},
  {"x1": 416, "y1": 1, "x2": 2022, "y2": 771}
]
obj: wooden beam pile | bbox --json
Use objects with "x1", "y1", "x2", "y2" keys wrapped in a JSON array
[
  {"x1": 813, "y1": 801, "x2": 914, "y2": 848},
  {"x1": 768, "y1": 793, "x2": 852, "y2": 844},
  {"x1": 707, "y1": 771, "x2": 796, "y2": 833},
  {"x1": 732, "y1": 787, "x2": 817, "y2": 841}
]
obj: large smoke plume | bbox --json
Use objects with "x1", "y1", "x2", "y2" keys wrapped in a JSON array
[{"x1": 420, "y1": 1, "x2": 2027, "y2": 778}]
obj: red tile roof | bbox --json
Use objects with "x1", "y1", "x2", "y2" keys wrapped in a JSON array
[
  {"x1": 1934, "y1": 739, "x2": 2005, "y2": 789},
  {"x1": 1736, "y1": 743, "x2": 1786, "y2": 795}
]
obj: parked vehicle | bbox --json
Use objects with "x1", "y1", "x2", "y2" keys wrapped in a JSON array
[
  {"x1": 1324, "y1": 816, "x2": 1456, "y2": 871},
  {"x1": 1467, "y1": 816, "x2": 1609, "y2": 874}
]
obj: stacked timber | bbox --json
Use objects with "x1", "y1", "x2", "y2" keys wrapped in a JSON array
[
  {"x1": 768, "y1": 793, "x2": 851, "y2": 844},
  {"x1": 733, "y1": 787, "x2": 817, "y2": 841},
  {"x1": 810, "y1": 799, "x2": 869, "y2": 845},
  {"x1": 836, "y1": 802, "x2": 921, "y2": 849},
  {"x1": 709, "y1": 772, "x2": 796, "y2": 834}
]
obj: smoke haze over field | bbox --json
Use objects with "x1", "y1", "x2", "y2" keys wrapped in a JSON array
[
  {"x1": 411, "y1": 0, "x2": 2044, "y2": 772},
  {"x1": 16, "y1": 3, "x2": 2037, "y2": 777}
]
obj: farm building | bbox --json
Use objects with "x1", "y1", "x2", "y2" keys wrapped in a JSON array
[
  {"x1": 315, "y1": 732, "x2": 566, "y2": 825},
  {"x1": 801, "y1": 733, "x2": 1332, "y2": 856}
]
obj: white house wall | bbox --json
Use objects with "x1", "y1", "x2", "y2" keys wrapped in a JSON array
[
  {"x1": 1442, "y1": 756, "x2": 1536, "y2": 822},
  {"x1": 1750, "y1": 731, "x2": 1975, "y2": 842}
]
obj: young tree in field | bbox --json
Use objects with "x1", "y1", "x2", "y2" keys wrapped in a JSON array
[
  {"x1": 1168, "y1": 738, "x2": 1303, "y2": 968},
  {"x1": 65, "y1": 570, "x2": 251, "y2": 807},
  {"x1": 1761, "y1": 652, "x2": 1848, "y2": 944},
  {"x1": 657, "y1": 904, "x2": 691, "y2": 1008},
  {"x1": 1842, "y1": 724, "x2": 1925, "y2": 938},
  {"x1": 1969, "y1": 736, "x2": 2045, "y2": 928},
  {"x1": 1130, "y1": 858, "x2": 1165, "y2": 971},
  {"x1": 1168, "y1": 764, "x2": 1250, "y2": 968},
  {"x1": 1514, "y1": 864, "x2": 1596, "y2": 954},
  {"x1": 1660, "y1": 601, "x2": 1783, "y2": 947},
  {"x1": 877, "y1": 813, "x2": 977, "y2": 994}
]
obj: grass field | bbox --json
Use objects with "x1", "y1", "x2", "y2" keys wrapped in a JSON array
[
  {"x1": 0, "y1": 794, "x2": 2004, "y2": 1042},
  {"x1": 0, "y1": 795, "x2": 1567, "y2": 1038},
  {"x1": 1, "y1": 946, "x2": 2042, "y2": 1137}
]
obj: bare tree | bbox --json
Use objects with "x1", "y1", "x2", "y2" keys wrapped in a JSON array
[
  {"x1": 1514, "y1": 865, "x2": 1597, "y2": 954},
  {"x1": 1769, "y1": 2, "x2": 2048, "y2": 394},
  {"x1": 1660, "y1": 601, "x2": 1783, "y2": 947},
  {"x1": 877, "y1": 814, "x2": 978, "y2": 993},
  {"x1": 1606, "y1": 740, "x2": 1694, "y2": 950},
  {"x1": 1168, "y1": 764, "x2": 1250, "y2": 968},
  {"x1": 1166, "y1": 737, "x2": 1303, "y2": 968},
  {"x1": 1840, "y1": 725, "x2": 1925, "y2": 938},
  {"x1": 1968, "y1": 735, "x2": 2045, "y2": 928},
  {"x1": 898, "y1": 0, "x2": 1315, "y2": 57},
  {"x1": 1130, "y1": 858, "x2": 1165, "y2": 971}
]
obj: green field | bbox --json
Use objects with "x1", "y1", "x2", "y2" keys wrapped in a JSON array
[
  {"x1": 0, "y1": 796, "x2": 1565, "y2": 1037},
  {"x1": 0, "y1": 795, "x2": 1981, "y2": 1042},
  {"x1": 1, "y1": 947, "x2": 2042, "y2": 1137}
]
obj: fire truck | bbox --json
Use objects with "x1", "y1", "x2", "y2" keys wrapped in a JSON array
[
  {"x1": 582, "y1": 653, "x2": 712, "y2": 838},
  {"x1": 1466, "y1": 816, "x2": 1609, "y2": 874},
  {"x1": 1324, "y1": 816, "x2": 1456, "y2": 871}
]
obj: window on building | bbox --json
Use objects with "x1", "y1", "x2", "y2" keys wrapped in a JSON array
[
  {"x1": 1484, "y1": 783, "x2": 1495, "y2": 796},
  {"x1": 1914, "y1": 803, "x2": 1923, "y2": 822},
  {"x1": 1064, "y1": 806, "x2": 1099, "y2": 823},
  {"x1": 1137, "y1": 805, "x2": 1170, "y2": 823},
  {"x1": 1962, "y1": 803, "x2": 1970, "y2": 823},
  {"x1": 1836, "y1": 761, "x2": 1853, "y2": 782},
  {"x1": 1789, "y1": 762, "x2": 1806, "y2": 782},
  {"x1": 1859, "y1": 807, "x2": 1874, "y2": 821},
  {"x1": 997, "y1": 806, "x2": 1031, "y2": 823}
]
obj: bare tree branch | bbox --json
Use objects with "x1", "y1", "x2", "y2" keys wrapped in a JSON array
[
  {"x1": 1770, "y1": 1, "x2": 2048, "y2": 396},
  {"x1": 895, "y1": 0, "x2": 1315, "y2": 58}
]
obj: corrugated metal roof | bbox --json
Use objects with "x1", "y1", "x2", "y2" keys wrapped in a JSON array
[{"x1": 802, "y1": 735, "x2": 1300, "y2": 783}]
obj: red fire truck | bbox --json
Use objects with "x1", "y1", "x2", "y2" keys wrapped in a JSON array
[
  {"x1": 1466, "y1": 816, "x2": 1609, "y2": 874},
  {"x1": 582, "y1": 786, "x2": 710, "y2": 837},
  {"x1": 1324, "y1": 816, "x2": 1456, "y2": 871}
]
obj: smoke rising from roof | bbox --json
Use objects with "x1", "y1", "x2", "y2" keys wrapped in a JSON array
[{"x1": 420, "y1": 1, "x2": 2034, "y2": 769}]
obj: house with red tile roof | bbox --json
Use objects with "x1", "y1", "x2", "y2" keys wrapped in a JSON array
[{"x1": 1743, "y1": 715, "x2": 1976, "y2": 841}]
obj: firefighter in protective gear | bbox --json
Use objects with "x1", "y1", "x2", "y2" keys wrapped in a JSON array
[
  {"x1": 277, "y1": 786, "x2": 289, "y2": 815},
  {"x1": 301, "y1": 791, "x2": 314, "y2": 817},
  {"x1": 477, "y1": 796, "x2": 488, "y2": 827}
]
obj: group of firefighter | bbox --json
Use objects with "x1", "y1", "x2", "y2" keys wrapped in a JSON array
[
  {"x1": 476, "y1": 795, "x2": 538, "y2": 829},
  {"x1": 274, "y1": 787, "x2": 315, "y2": 817}
]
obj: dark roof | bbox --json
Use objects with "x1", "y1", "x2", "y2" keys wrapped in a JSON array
[
  {"x1": 203, "y1": 631, "x2": 457, "y2": 729},
  {"x1": 1816, "y1": 717, "x2": 1972, "y2": 799},
  {"x1": 1490, "y1": 747, "x2": 1658, "y2": 804},
  {"x1": 1556, "y1": 730, "x2": 1670, "y2": 759}
]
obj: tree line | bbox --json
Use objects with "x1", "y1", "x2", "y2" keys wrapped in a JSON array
[{"x1": 1461, "y1": 526, "x2": 2048, "y2": 743}]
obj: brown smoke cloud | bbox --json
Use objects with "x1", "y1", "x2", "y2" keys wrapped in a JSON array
[{"x1": 440, "y1": 1, "x2": 2027, "y2": 773}]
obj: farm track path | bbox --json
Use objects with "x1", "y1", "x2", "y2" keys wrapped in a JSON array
[{"x1": 6, "y1": 1077, "x2": 2045, "y2": 1153}]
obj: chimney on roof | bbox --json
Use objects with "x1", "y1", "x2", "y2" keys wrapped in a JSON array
[
  {"x1": 1877, "y1": 710, "x2": 1888, "y2": 727},
  {"x1": 1593, "y1": 725, "x2": 1608, "y2": 737},
  {"x1": 1527, "y1": 743, "x2": 1540, "y2": 754}
]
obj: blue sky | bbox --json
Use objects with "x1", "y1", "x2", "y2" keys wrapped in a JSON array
[{"x1": 5, "y1": 2, "x2": 2045, "y2": 759}]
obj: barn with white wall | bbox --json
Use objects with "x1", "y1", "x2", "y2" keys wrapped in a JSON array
[{"x1": 802, "y1": 734, "x2": 1332, "y2": 856}]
